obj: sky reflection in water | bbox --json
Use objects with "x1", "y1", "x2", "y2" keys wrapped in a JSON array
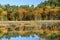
[{"x1": 2, "y1": 35, "x2": 40, "y2": 40}]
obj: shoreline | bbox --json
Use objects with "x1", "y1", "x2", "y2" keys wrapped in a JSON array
[{"x1": 0, "y1": 20, "x2": 60, "y2": 22}]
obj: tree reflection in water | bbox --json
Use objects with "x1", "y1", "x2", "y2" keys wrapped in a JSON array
[{"x1": 0, "y1": 22, "x2": 60, "y2": 40}]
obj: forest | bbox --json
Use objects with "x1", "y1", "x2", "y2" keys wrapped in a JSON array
[{"x1": 0, "y1": 0, "x2": 60, "y2": 21}]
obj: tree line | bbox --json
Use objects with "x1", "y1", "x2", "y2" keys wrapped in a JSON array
[{"x1": 0, "y1": 0, "x2": 60, "y2": 21}]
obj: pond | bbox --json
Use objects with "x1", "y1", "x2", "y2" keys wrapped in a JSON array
[
  {"x1": 0, "y1": 32, "x2": 46, "y2": 40},
  {"x1": 0, "y1": 22, "x2": 60, "y2": 40},
  {"x1": 1, "y1": 35, "x2": 40, "y2": 40},
  {"x1": 0, "y1": 31, "x2": 60, "y2": 40}
]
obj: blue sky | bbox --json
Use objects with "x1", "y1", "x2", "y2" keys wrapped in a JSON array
[{"x1": 0, "y1": 0, "x2": 45, "y2": 6}]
